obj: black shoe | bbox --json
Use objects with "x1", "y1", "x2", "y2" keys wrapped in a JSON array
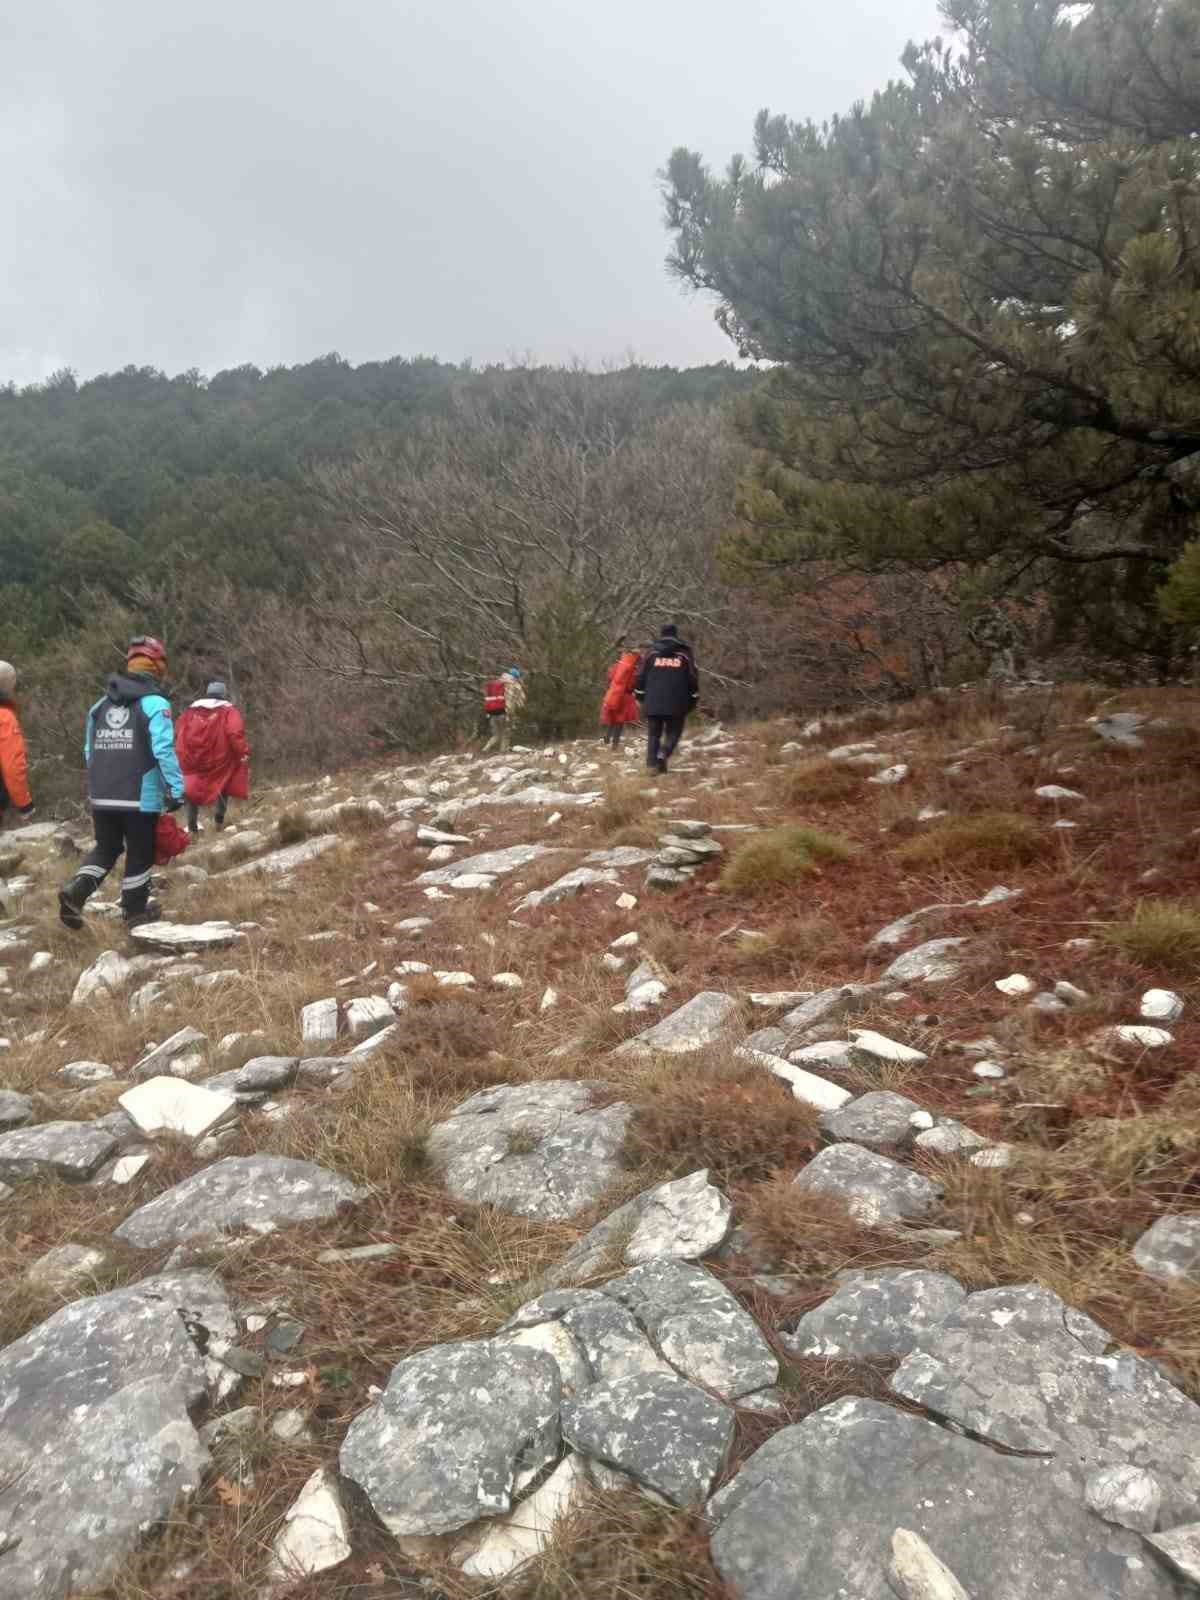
[
  {"x1": 58, "y1": 885, "x2": 86, "y2": 930},
  {"x1": 215, "y1": 817, "x2": 227, "y2": 831},
  {"x1": 657, "y1": 758, "x2": 668, "y2": 775}
]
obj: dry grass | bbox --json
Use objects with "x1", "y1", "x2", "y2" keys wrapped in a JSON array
[
  {"x1": 894, "y1": 811, "x2": 1048, "y2": 870},
  {"x1": 1104, "y1": 899, "x2": 1200, "y2": 975},
  {"x1": 593, "y1": 777, "x2": 645, "y2": 836},
  {"x1": 781, "y1": 758, "x2": 864, "y2": 807},
  {"x1": 720, "y1": 825, "x2": 856, "y2": 892}
]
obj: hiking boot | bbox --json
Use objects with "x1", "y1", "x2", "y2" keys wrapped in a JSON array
[
  {"x1": 124, "y1": 901, "x2": 162, "y2": 931},
  {"x1": 657, "y1": 758, "x2": 669, "y2": 775},
  {"x1": 188, "y1": 823, "x2": 204, "y2": 836},
  {"x1": 58, "y1": 880, "x2": 88, "y2": 931}
]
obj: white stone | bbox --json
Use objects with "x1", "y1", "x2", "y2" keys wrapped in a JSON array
[
  {"x1": 540, "y1": 986, "x2": 559, "y2": 1012},
  {"x1": 738, "y1": 1048, "x2": 851, "y2": 1112},
  {"x1": 58, "y1": 1059, "x2": 116, "y2": 1085},
  {"x1": 223, "y1": 834, "x2": 340, "y2": 878},
  {"x1": 994, "y1": 973, "x2": 1034, "y2": 996},
  {"x1": 749, "y1": 990, "x2": 814, "y2": 1009},
  {"x1": 344, "y1": 996, "x2": 395, "y2": 1039},
  {"x1": 1053, "y1": 980, "x2": 1090, "y2": 1006},
  {"x1": 616, "y1": 892, "x2": 638, "y2": 910},
  {"x1": 1084, "y1": 1464, "x2": 1163, "y2": 1533},
  {"x1": 601, "y1": 953, "x2": 627, "y2": 973},
  {"x1": 72, "y1": 949, "x2": 133, "y2": 1005},
  {"x1": 28, "y1": 951, "x2": 52, "y2": 974},
  {"x1": 972, "y1": 1061, "x2": 1006, "y2": 1080},
  {"x1": 614, "y1": 979, "x2": 667, "y2": 1013},
  {"x1": 346, "y1": 1023, "x2": 399, "y2": 1057},
  {"x1": 887, "y1": 1528, "x2": 970, "y2": 1600},
  {"x1": 1141, "y1": 989, "x2": 1184, "y2": 1024},
  {"x1": 119, "y1": 1076, "x2": 240, "y2": 1140},
  {"x1": 1110, "y1": 1024, "x2": 1173, "y2": 1050},
  {"x1": 1036, "y1": 784, "x2": 1085, "y2": 801},
  {"x1": 129, "y1": 920, "x2": 243, "y2": 954},
  {"x1": 436, "y1": 970, "x2": 476, "y2": 987},
  {"x1": 868, "y1": 763, "x2": 910, "y2": 786},
  {"x1": 458, "y1": 1455, "x2": 587, "y2": 1579},
  {"x1": 450, "y1": 872, "x2": 497, "y2": 891},
  {"x1": 110, "y1": 1152, "x2": 152, "y2": 1184},
  {"x1": 493, "y1": 972, "x2": 523, "y2": 990},
  {"x1": 970, "y1": 1144, "x2": 1013, "y2": 1169},
  {"x1": 426, "y1": 844, "x2": 456, "y2": 864},
  {"x1": 610, "y1": 931, "x2": 639, "y2": 949},
  {"x1": 849, "y1": 1029, "x2": 927, "y2": 1066},
  {"x1": 301, "y1": 998, "x2": 340, "y2": 1044},
  {"x1": 790, "y1": 1040, "x2": 855, "y2": 1071},
  {"x1": 269, "y1": 1468, "x2": 351, "y2": 1580}
]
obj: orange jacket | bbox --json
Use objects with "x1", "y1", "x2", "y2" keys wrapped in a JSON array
[
  {"x1": 0, "y1": 702, "x2": 32, "y2": 811},
  {"x1": 600, "y1": 652, "x2": 641, "y2": 725}
]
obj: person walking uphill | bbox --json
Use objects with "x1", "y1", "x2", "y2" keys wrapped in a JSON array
[
  {"x1": 0, "y1": 661, "x2": 35, "y2": 828},
  {"x1": 482, "y1": 668, "x2": 526, "y2": 754},
  {"x1": 600, "y1": 643, "x2": 640, "y2": 749},
  {"x1": 58, "y1": 636, "x2": 185, "y2": 931},
  {"x1": 634, "y1": 623, "x2": 698, "y2": 774},
  {"x1": 176, "y1": 680, "x2": 250, "y2": 835}
]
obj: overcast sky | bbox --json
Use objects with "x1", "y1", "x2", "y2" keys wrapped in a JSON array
[{"x1": 2, "y1": 0, "x2": 945, "y2": 386}]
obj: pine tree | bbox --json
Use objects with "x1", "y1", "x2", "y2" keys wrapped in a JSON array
[{"x1": 663, "y1": 0, "x2": 1200, "y2": 656}]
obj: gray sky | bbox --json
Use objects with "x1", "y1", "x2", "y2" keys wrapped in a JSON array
[{"x1": 2, "y1": 0, "x2": 945, "y2": 386}]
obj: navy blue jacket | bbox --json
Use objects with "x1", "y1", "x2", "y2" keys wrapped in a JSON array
[
  {"x1": 85, "y1": 673, "x2": 185, "y2": 813},
  {"x1": 634, "y1": 636, "x2": 699, "y2": 718}
]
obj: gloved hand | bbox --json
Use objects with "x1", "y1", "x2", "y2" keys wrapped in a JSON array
[
  {"x1": 164, "y1": 794, "x2": 184, "y2": 813},
  {"x1": 18, "y1": 802, "x2": 35, "y2": 818}
]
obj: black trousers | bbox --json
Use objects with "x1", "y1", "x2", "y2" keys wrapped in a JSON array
[
  {"x1": 646, "y1": 715, "x2": 686, "y2": 767},
  {"x1": 602, "y1": 724, "x2": 626, "y2": 747},
  {"x1": 75, "y1": 811, "x2": 158, "y2": 915},
  {"x1": 186, "y1": 792, "x2": 229, "y2": 831}
]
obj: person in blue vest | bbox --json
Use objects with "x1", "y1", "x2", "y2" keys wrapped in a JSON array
[
  {"x1": 58, "y1": 635, "x2": 186, "y2": 931},
  {"x1": 634, "y1": 623, "x2": 699, "y2": 774}
]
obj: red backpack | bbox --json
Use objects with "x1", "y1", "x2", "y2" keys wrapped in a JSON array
[
  {"x1": 484, "y1": 678, "x2": 507, "y2": 714},
  {"x1": 154, "y1": 813, "x2": 192, "y2": 865}
]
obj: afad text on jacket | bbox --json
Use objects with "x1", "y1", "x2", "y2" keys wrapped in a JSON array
[
  {"x1": 634, "y1": 635, "x2": 700, "y2": 719},
  {"x1": 85, "y1": 672, "x2": 185, "y2": 814}
]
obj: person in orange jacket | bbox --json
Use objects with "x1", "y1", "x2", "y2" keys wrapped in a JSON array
[
  {"x1": 0, "y1": 660, "x2": 35, "y2": 828},
  {"x1": 599, "y1": 642, "x2": 641, "y2": 749}
]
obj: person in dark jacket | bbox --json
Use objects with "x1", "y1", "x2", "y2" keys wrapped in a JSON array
[
  {"x1": 58, "y1": 635, "x2": 186, "y2": 931},
  {"x1": 634, "y1": 623, "x2": 699, "y2": 774}
]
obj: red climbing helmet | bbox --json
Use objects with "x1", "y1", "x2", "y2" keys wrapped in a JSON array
[{"x1": 127, "y1": 634, "x2": 168, "y2": 668}]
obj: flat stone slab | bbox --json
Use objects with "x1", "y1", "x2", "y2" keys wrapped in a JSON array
[
  {"x1": 0, "y1": 1119, "x2": 118, "y2": 1182},
  {"x1": 616, "y1": 991, "x2": 740, "y2": 1056},
  {"x1": 269, "y1": 1466, "x2": 351, "y2": 1582},
  {"x1": 819, "y1": 1091, "x2": 927, "y2": 1151},
  {"x1": 880, "y1": 937, "x2": 969, "y2": 984},
  {"x1": 339, "y1": 1340, "x2": 561, "y2": 1537},
  {"x1": 113, "y1": 1154, "x2": 366, "y2": 1248},
  {"x1": 119, "y1": 1076, "x2": 239, "y2": 1140},
  {"x1": 604, "y1": 1259, "x2": 777, "y2": 1400},
  {"x1": 0, "y1": 1270, "x2": 233, "y2": 1471},
  {"x1": 223, "y1": 834, "x2": 340, "y2": 878},
  {"x1": 0, "y1": 1090, "x2": 32, "y2": 1129},
  {"x1": 0, "y1": 1377, "x2": 210, "y2": 1600},
  {"x1": 548, "y1": 1168, "x2": 732, "y2": 1285},
  {"x1": 794, "y1": 1144, "x2": 943, "y2": 1226},
  {"x1": 784, "y1": 1269, "x2": 967, "y2": 1359},
  {"x1": 890, "y1": 1283, "x2": 1200, "y2": 1523},
  {"x1": 1132, "y1": 1214, "x2": 1200, "y2": 1286},
  {"x1": 129, "y1": 919, "x2": 244, "y2": 953},
  {"x1": 562, "y1": 1372, "x2": 732, "y2": 1506},
  {"x1": 71, "y1": 948, "x2": 133, "y2": 1004},
  {"x1": 1147, "y1": 1524, "x2": 1200, "y2": 1586},
  {"x1": 417, "y1": 843, "x2": 562, "y2": 885},
  {"x1": 709, "y1": 1397, "x2": 1179, "y2": 1600},
  {"x1": 516, "y1": 865, "x2": 620, "y2": 912},
  {"x1": 427, "y1": 1080, "x2": 631, "y2": 1221},
  {"x1": 131, "y1": 1026, "x2": 208, "y2": 1082}
]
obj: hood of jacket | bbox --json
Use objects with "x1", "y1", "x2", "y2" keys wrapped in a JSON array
[
  {"x1": 649, "y1": 634, "x2": 692, "y2": 655},
  {"x1": 105, "y1": 671, "x2": 162, "y2": 705},
  {"x1": 189, "y1": 697, "x2": 231, "y2": 710}
]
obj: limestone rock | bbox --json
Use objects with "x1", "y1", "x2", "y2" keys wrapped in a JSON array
[
  {"x1": 428, "y1": 1079, "x2": 631, "y2": 1221},
  {"x1": 119, "y1": 1076, "x2": 239, "y2": 1140},
  {"x1": 794, "y1": 1144, "x2": 943, "y2": 1226},
  {"x1": 72, "y1": 948, "x2": 133, "y2": 1004},
  {"x1": 516, "y1": 865, "x2": 621, "y2": 912},
  {"x1": 549, "y1": 1168, "x2": 732, "y2": 1284},
  {"x1": 417, "y1": 842, "x2": 561, "y2": 885},
  {"x1": 784, "y1": 1269, "x2": 966, "y2": 1360},
  {"x1": 890, "y1": 1283, "x2": 1200, "y2": 1521},
  {"x1": 880, "y1": 939, "x2": 969, "y2": 985},
  {"x1": 131, "y1": 1026, "x2": 208, "y2": 1082},
  {"x1": 1146, "y1": 1524, "x2": 1200, "y2": 1586},
  {"x1": 914, "y1": 1119, "x2": 988, "y2": 1156},
  {"x1": 339, "y1": 1341, "x2": 561, "y2": 1537},
  {"x1": 301, "y1": 996, "x2": 340, "y2": 1044},
  {"x1": 561, "y1": 1372, "x2": 732, "y2": 1506},
  {"x1": 1141, "y1": 989, "x2": 1184, "y2": 1024},
  {"x1": 458, "y1": 1454, "x2": 587, "y2": 1578},
  {"x1": 739, "y1": 1047, "x2": 851, "y2": 1112},
  {"x1": 781, "y1": 983, "x2": 886, "y2": 1031},
  {"x1": 709, "y1": 1397, "x2": 1179, "y2": 1600},
  {"x1": 887, "y1": 1529, "x2": 970, "y2": 1600},
  {"x1": 0, "y1": 1119, "x2": 117, "y2": 1182},
  {"x1": 0, "y1": 1090, "x2": 32, "y2": 1129},
  {"x1": 26, "y1": 1241, "x2": 109, "y2": 1289},
  {"x1": 616, "y1": 990, "x2": 739, "y2": 1055},
  {"x1": 1132, "y1": 1214, "x2": 1200, "y2": 1287},
  {"x1": 269, "y1": 1468, "x2": 351, "y2": 1581},
  {"x1": 222, "y1": 833, "x2": 340, "y2": 878},
  {"x1": 345, "y1": 995, "x2": 395, "y2": 1038},
  {"x1": 114, "y1": 1154, "x2": 366, "y2": 1248},
  {"x1": 1084, "y1": 1464, "x2": 1162, "y2": 1533},
  {"x1": 819, "y1": 1091, "x2": 927, "y2": 1151},
  {"x1": 129, "y1": 919, "x2": 243, "y2": 953}
]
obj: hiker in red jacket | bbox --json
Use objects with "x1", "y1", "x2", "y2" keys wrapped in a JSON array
[
  {"x1": 599, "y1": 644, "x2": 640, "y2": 749},
  {"x1": 175, "y1": 680, "x2": 250, "y2": 835},
  {"x1": 0, "y1": 660, "x2": 35, "y2": 829}
]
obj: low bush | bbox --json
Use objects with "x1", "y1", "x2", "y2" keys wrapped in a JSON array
[
  {"x1": 894, "y1": 811, "x2": 1046, "y2": 870},
  {"x1": 1105, "y1": 899, "x2": 1200, "y2": 974},
  {"x1": 721, "y1": 824, "x2": 855, "y2": 891},
  {"x1": 782, "y1": 758, "x2": 863, "y2": 807}
]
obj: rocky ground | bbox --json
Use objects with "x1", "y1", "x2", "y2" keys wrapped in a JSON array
[{"x1": 1, "y1": 681, "x2": 1200, "y2": 1598}]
